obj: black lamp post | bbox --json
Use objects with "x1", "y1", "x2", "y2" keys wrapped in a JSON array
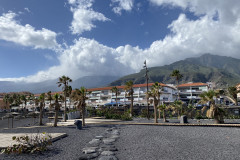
[{"x1": 143, "y1": 60, "x2": 150, "y2": 120}]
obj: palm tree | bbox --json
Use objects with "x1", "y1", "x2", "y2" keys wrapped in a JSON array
[
  {"x1": 171, "y1": 70, "x2": 183, "y2": 100},
  {"x1": 53, "y1": 93, "x2": 60, "y2": 127},
  {"x1": 71, "y1": 87, "x2": 91, "y2": 126},
  {"x1": 3, "y1": 94, "x2": 11, "y2": 110},
  {"x1": 199, "y1": 90, "x2": 224, "y2": 124},
  {"x1": 47, "y1": 91, "x2": 53, "y2": 110},
  {"x1": 111, "y1": 86, "x2": 120, "y2": 107},
  {"x1": 227, "y1": 86, "x2": 239, "y2": 105},
  {"x1": 57, "y1": 75, "x2": 72, "y2": 122},
  {"x1": 65, "y1": 86, "x2": 72, "y2": 109},
  {"x1": 171, "y1": 100, "x2": 183, "y2": 118},
  {"x1": 39, "y1": 93, "x2": 45, "y2": 125},
  {"x1": 124, "y1": 81, "x2": 134, "y2": 117},
  {"x1": 147, "y1": 82, "x2": 162, "y2": 123},
  {"x1": 20, "y1": 95, "x2": 27, "y2": 110},
  {"x1": 158, "y1": 104, "x2": 167, "y2": 122}
]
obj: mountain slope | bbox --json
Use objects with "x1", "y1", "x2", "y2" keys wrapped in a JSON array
[
  {"x1": 110, "y1": 54, "x2": 240, "y2": 87},
  {"x1": 0, "y1": 75, "x2": 119, "y2": 93}
]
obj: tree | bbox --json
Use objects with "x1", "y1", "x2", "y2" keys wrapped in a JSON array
[
  {"x1": 3, "y1": 94, "x2": 11, "y2": 110},
  {"x1": 57, "y1": 75, "x2": 72, "y2": 122},
  {"x1": 47, "y1": 91, "x2": 53, "y2": 110},
  {"x1": 111, "y1": 86, "x2": 120, "y2": 107},
  {"x1": 39, "y1": 93, "x2": 45, "y2": 125},
  {"x1": 199, "y1": 90, "x2": 224, "y2": 124},
  {"x1": 124, "y1": 81, "x2": 134, "y2": 117},
  {"x1": 171, "y1": 100, "x2": 183, "y2": 118},
  {"x1": 158, "y1": 104, "x2": 167, "y2": 122},
  {"x1": 20, "y1": 95, "x2": 27, "y2": 110},
  {"x1": 171, "y1": 70, "x2": 183, "y2": 100},
  {"x1": 65, "y1": 86, "x2": 72, "y2": 109},
  {"x1": 227, "y1": 86, "x2": 239, "y2": 105},
  {"x1": 71, "y1": 87, "x2": 91, "y2": 126},
  {"x1": 53, "y1": 93, "x2": 60, "y2": 127},
  {"x1": 147, "y1": 82, "x2": 162, "y2": 123}
]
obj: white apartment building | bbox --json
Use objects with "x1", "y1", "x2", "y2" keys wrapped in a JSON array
[
  {"x1": 86, "y1": 83, "x2": 177, "y2": 106},
  {"x1": 178, "y1": 82, "x2": 210, "y2": 103}
]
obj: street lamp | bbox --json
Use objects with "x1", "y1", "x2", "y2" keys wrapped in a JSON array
[{"x1": 143, "y1": 60, "x2": 150, "y2": 120}]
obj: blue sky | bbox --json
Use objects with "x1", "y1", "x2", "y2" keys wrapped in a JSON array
[{"x1": 0, "y1": 0, "x2": 240, "y2": 82}]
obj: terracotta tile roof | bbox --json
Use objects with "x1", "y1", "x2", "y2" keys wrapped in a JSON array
[
  {"x1": 178, "y1": 82, "x2": 208, "y2": 88},
  {"x1": 34, "y1": 83, "x2": 174, "y2": 96}
]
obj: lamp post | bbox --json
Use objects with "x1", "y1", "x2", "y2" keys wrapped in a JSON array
[{"x1": 143, "y1": 60, "x2": 150, "y2": 120}]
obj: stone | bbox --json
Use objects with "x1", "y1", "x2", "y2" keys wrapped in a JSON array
[
  {"x1": 89, "y1": 139, "x2": 101, "y2": 145},
  {"x1": 180, "y1": 115, "x2": 188, "y2": 124},
  {"x1": 100, "y1": 147, "x2": 118, "y2": 152},
  {"x1": 82, "y1": 147, "x2": 98, "y2": 154},
  {"x1": 109, "y1": 135, "x2": 119, "y2": 139},
  {"x1": 103, "y1": 138, "x2": 115, "y2": 144},
  {"x1": 101, "y1": 151, "x2": 115, "y2": 156},
  {"x1": 95, "y1": 135, "x2": 104, "y2": 139},
  {"x1": 111, "y1": 130, "x2": 119, "y2": 135},
  {"x1": 79, "y1": 153, "x2": 99, "y2": 160},
  {"x1": 106, "y1": 129, "x2": 112, "y2": 132},
  {"x1": 98, "y1": 156, "x2": 118, "y2": 160}
]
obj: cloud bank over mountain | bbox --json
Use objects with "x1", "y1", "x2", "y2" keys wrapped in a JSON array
[{"x1": 0, "y1": 0, "x2": 240, "y2": 83}]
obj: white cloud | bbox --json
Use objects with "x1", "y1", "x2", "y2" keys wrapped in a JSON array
[
  {"x1": 111, "y1": 0, "x2": 134, "y2": 15},
  {"x1": 0, "y1": 11, "x2": 61, "y2": 50},
  {"x1": 24, "y1": 8, "x2": 30, "y2": 13},
  {"x1": 2, "y1": 1, "x2": 240, "y2": 83},
  {"x1": 68, "y1": 0, "x2": 110, "y2": 35}
]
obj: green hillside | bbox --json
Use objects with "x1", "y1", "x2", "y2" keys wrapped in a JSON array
[{"x1": 110, "y1": 54, "x2": 240, "y2": 88}]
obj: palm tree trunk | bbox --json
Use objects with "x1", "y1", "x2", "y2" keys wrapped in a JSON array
[
  {"x1": 82, "y1": 105, "x2": 85, "y2": 126},
  {"x1": 163, "y1": 109, "x2": 167, "y2": 122},
  {"x1": 54, "y1": 109, "x2": 59, "y2": 127},
  {"x1": 154, "y1": 104, "x2": 158, "y2": 123},
  {"x1": 158, "y1": 109, "x2": 161, "y2": 119},
  {"x1": 116, "y1": 94, "x2": 118, "y2": 108},
  {"x1": 39, "y1": 103, "x2": 43, "y2": 125},
  {"x1": 130, "y1": 93, "x2": 133, "y2": 117},
  {"x1": 64, "y1": 93, "x2": 67, "y2": 122}
]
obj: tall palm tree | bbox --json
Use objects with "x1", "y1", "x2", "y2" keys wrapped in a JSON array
[
  {"x1": 111, "y1": 86, "x2": 120, "y2": 107},
  {"x1": 57, "y1": 75, "x2": 72, "y2": 122},
  {"x1": 199, "y1": 90, "x2": 224, "y2": 124},
  {"x1": 171, "y1": 70, "x2": 183, "y2": 100},
  {"x1": 158, "y1": 104, "x2": 167, "y2": 122},
  {"x1": 147, "y1": 82, "x2": 162, "y2": 123},
  {"x1": 53, "y1": 93, "x2": 60, "y2": 127},
  {"x1": 71, "y1": 87, "x2": 91, "y2": 126},
  {"x1": 39, "y1": 93, "x2": 45, "y2": 125},
  {"x1": 20, "y1": 95, "x2": 27, "y2": 110},
  {"x1": 124, "y1": 81, "x2": 134, "y2": 117},
  {"x1": 65, "y1": 86, "x2": 72, "y2": 109},
  {"x1": 171, "y1": 100, "x2": 183, "y2": 118},
  {"x1": 3, "y1": 94, "x2": 10, "y2": 110},
  {"x1": 47, "y1": 91, "x2": 53, "y2": 110},
  {"x1": 228, "y1": 86, "x2": 239, "y2": 105}
]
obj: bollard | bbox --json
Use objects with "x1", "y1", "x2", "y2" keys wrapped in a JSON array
[
  {"x1": 180, "y1": 115, "x2": 188, "y2": 124},
  {"x1": 74, "y1": 120, "x2": 82, "y2": 130}
]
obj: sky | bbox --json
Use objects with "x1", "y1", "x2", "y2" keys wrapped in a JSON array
[{"x1": 0, "y1": 0, "x2": 240, "y2": 83}]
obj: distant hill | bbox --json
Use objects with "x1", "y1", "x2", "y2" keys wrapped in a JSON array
[
  {"x1": 110, "y1": 54, "x2": 240, "y2": 88},
  {"x1": 0, "y1": 75, "x2": 119, "y2": 94}
]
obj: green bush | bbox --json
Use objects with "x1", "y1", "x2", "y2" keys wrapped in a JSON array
[{"x1": 1, "y1": 132, "x2": 52, "y2": 154}]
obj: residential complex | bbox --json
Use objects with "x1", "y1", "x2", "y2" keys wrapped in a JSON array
[
  {"x1": 86, "y1": 83, "x2": 177, "y2": 107},
  {"x1": 178, "y1": 82, "x2": 212, "y2": 104}
]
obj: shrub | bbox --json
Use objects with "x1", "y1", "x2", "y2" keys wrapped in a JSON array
[{"x1": 1, "y1": 132, "x2": 52, "y2": 154}]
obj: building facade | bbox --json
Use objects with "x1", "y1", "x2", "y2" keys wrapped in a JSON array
[{"x1": 178, "y1": 82, "x2": 211, "y2": 104}]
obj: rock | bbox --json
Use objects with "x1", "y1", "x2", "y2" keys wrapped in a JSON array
[
  {"x1": 79, "y1": 153, "x2": 99, "y2": 160},
  {"x1": 96, "y1": 135, "x2": 104, "y2": 139},
  {"x1": 89, "y1": 139, "x2": 101, "y2": 145},
  {"x1": 106, "y1": 129, "x2": 112, "y2": 132},
  {"x1": 110, "y1": 135, "x2": 119, "y2": 139},
  {"x1": 100, "y1": 147, "x2": 118, "y2": 152},
  {"x1": 82, "y1": 147, "x2": 98, "y2": 154},
  {"x1": 101, "y1": 151, "x2": 115, "y2": 156},
  {"x1": 111, "y1": 130, "x2": 119, "y2": 135},
  {"x1": 103, "y1": 138, "x2": 115, "y2": 144},
  {"x1": 98, "y1": 156, "x2": 118, "y2": 160}
]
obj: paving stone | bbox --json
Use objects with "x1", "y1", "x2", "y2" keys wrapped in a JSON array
[
  {"x1": 98, "y1": 156, "x2": 118, "y2": 160},
  {"x1": 79, "y1": 153, "x2": 99, "y2": 160},
  {"x1": 89, "y1": 139, "x2": 101, "y2": 145},
  {"x1": 95, "y1": 135, "x2": 104, "y2": 139},
  {"x1": 82, "y1": 147, "x2": 98, "y2": 154},
  {"x1": 101, "y1": 151, "x2": 115, "y2": 156}
]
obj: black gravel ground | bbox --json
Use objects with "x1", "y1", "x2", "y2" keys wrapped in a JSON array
[
  {"x1": 1, "y1": 118, "x2": 240, "y2": 160},
  {"x1": 115, "y1": 124, "x2": 240, "y2": 160},
  {"x1": 0, "y1": 118, "x2": 114, "y2": 160}
]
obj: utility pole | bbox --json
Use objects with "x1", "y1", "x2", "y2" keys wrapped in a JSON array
[{"x1": 143, "y1": 60, "x2": 150, "y2": 120}]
